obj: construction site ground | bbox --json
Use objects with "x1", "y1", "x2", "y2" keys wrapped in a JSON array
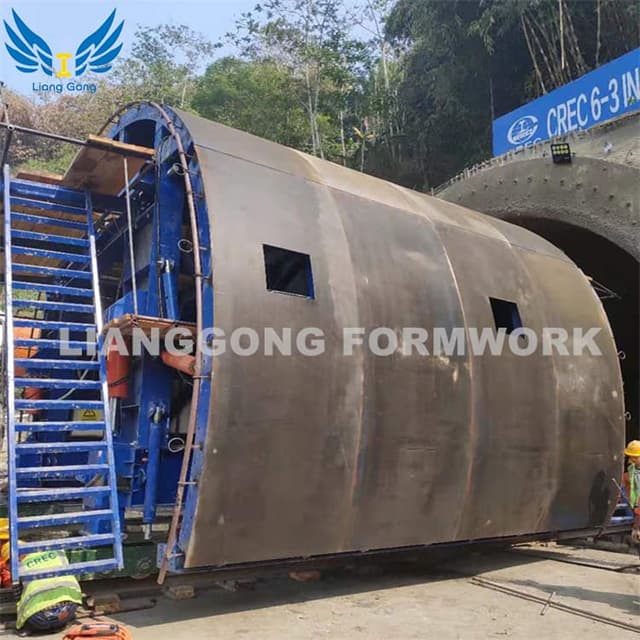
[{"x1": 6, "y1": 542, "x2": 636, "y2": 639}]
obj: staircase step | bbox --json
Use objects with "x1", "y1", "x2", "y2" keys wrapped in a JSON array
[
  {"x1": 15, "y1": 421, "x2": 106, "y2": 433},
  {"x1": 13, "y1": 281, "x2": 93, "y2": 298},
  {"x1": 11, "y1": 208, "x2": 87, "y2": 231},
  {"x1": 15, "y1": 358, "x2": 100, "y2": 370},
  {"x1": 16, "y1": 485, "x2": 110, "y2": 503},
  {"x1": 13, "y1": 263, "x2": 92, "y2": 280},
  {"x1": 17, "y1": 509, "x2": 113, "y2": 529},
  {"x1": 12, "y1": 245, "x2": 90, "y2": 263},
  {"x1": 14, "y1": 338, "x2": 95, "y2": 351},
  {"x1": 16, "y1": 464, "x2": 109, "y2": 479},
  {"x1": 11, "y1": 229, "x2": 89, "y2": 248},
  {"x1": 16, "y1": 441, "x2": 107, "y2": 454},
  {"x1": 13, "y1": 299, "x2": 94, "y2": 313},
  {"x1": 18, "y1": 534, "x2": 115, "y2": 554},
  {"x1": 14, "y1": 319, "x2": 96, "y2": 332},
  {"x1": 14, "y1": 377, "x2": 102, "y2": 390},
  {"x1": 15, "y1": 399, "x2": 103, "y2": 411},
  {"x1": 20, "y1": 558, "x2": 118, "y2": 580},
  {"x1": 6, "y1": 170, "x2": 123, "y2": 582}
]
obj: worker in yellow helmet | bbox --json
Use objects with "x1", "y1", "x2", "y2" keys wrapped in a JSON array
[{"x1": 623, "y1": 440, "x2": 640, "y2": 544}]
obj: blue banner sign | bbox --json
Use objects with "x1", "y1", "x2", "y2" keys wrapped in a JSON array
[{"x1": 493, "y1": 48, "x2": 640, "y2": 156}]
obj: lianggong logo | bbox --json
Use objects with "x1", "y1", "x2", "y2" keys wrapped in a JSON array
[{"x1": 4, "y1": 8, "x2": 123, "y2": 93}]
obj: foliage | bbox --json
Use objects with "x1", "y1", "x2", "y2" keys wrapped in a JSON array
[
  {"x1": 193, "y1": 57, "x2": 310, "y2": 150},
  {"x1": 226, "y1": 0, "x2": 371, "y2": 162},
  {"x1": 381, "y1": 0, "x2": 639, "y2": 188},
  {"x1": 110, "y1": 24, "x2": 217, "y2": 108}
]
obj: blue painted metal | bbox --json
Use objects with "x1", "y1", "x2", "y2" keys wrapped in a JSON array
[
  {"x1": 18, "y1": 511, "x2": 112, "y2": 528},
  {"x1": 11, "y1": 229, "x2": 90, "y2": 247},
  {"x1": 16, "y1": 441, "x2": 107, "y2": 454},
  {"x1": 493, "y1": 48, "x2": 640, "y2": 155},
  {"x1": 14, "y1": 358, "x2": 100, "y2": 370},
  {"x1": 15, "y1": 399, "x2": 103, "y2": 410},
  {"x1": 20, "y1": 558, "x2": 117, "y2": 581},
  {"x1": 3, "y1": 167, "x2": 124, "y2": 582},
  {"x1": 86, "y1": 189, "x2": 124, "y2": 570},
  {"x1": 15, "y1": 421, "x2": 106, "y2": 432},
  {"x1": 11, "y1": 210, "x2": 87, "y2": 229},
  {"x1": 15, "y1": 486, "x2": 110, "y2": 503},
  {"x1": 19, "y1": 535, "x2": 115, "y2": 553},
  {"x1": 10, "y1": 178, "x2": 123, "y2": 213},
  {"x1": 14, "y1": 338, "x2": 95, "y2": 351},
  {"x1": 12, "y1": 281, "x2": 93, "y2": 297},
  {"x1": 143, "y1": 416, "x2": 164, "y2": 524},
  {"x1": 100, "y1": 105, "x2": 186, "y2": 533},
  {"x1": 160, "y1": 260, "x2": 178, "y2": 320},
  {"x1": 15, "y1": 464, "x2": 109, "y2": 478},
  {"x1": 175, "y1": 150, "x2": 214, "y2": 557},
  {"x1": 13, "y1": 299, "x2": 95, "y2": 313},
  {"x1": 3, "y1": 164, "x2": 20, "y2": 583},
  {"x1": 11, "y1": 245, "x2": 90, "y2": 263},
  {"x1": 13, "y1": 319, "x2": 96, "y2": 331},
  {"x1": 12, "y1": 263, "x2": 92, "y2": 279},
  {"x1": 104, "y1": 104, "x2": 214, "y2": 574},
  {"x1": 14, "y1": 378, "x2": 102, "y2": 389}
]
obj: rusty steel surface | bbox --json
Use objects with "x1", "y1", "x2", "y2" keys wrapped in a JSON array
[{"x1": 175, "y1": 110, "x2": 625, "y2": 569}]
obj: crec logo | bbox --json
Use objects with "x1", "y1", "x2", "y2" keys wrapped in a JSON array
[
  {"x1": 4, "y1": 8, "x2": 123, "y2": 78},
  {"x1": 507, "y1": 115, "x2": 539, "y2": 145}
]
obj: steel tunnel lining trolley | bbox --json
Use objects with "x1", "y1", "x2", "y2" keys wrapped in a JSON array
[{"x1": 0, "y1": 101, "x2": 632, "y2": 586}]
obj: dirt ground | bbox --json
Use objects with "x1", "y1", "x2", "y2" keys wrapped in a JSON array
[{"x1": 5, "y1": 544, "x2": 640, "y2": 639}]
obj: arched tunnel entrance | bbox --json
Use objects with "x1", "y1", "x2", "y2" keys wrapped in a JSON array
[{"x1": 505, "y1": 216, "x2": 639, "y2": 443}]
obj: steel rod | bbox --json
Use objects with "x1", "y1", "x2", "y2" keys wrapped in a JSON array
[
  {"x1": 123, "y1": 156, "x2": 139, "y2": 316},
  {"x1": 0, "y1": 122, "x2": 156, "y2": 158},
  {"x1": 471, "y1": 576, "x2": 640, "y2": 633},
  {"x1": 0, "y1": 121, "x2": 85, "y2": 146}
]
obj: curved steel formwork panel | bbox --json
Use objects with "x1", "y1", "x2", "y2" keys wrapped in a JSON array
[{"x1": 120, "y1": 107, "x2": 625, "y2": 569}]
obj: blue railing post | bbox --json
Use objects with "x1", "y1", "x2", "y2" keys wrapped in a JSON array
[{"x1": 3, "y1": 163, "x2": 19, "y2": 582}]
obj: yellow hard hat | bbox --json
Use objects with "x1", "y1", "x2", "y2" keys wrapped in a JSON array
[{"x1": 624, "y1": 440, "x2": 640, "y2": 457}]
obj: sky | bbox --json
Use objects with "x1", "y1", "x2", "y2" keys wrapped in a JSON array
[{"x1": 0, "y1": 0, "x2": 275, "y2": 94}]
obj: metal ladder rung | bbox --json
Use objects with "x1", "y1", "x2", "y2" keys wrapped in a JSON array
[
  {"x1": 15, "y1": 421, "x2": 106, "y2": 433},
  {"x1": 13, "y1": 281, "x2": 94, "y2": 297},
  {"x1": 4, "y1": 167, "x2": 123, "y2": 580},
  {"x1": 16, "y1": 464, "x2": 109, "y2": 479},
  {"x1": 14, "y1": 338, "x2": 95, "y2": 350},
  {"x1": 16, "y1": 441, "x2": 106, "y2": 454},
  {"x1": 14, "y1": 377, "x2": 102, "y2": 390},
  {"x1": 11, "y1": 245, "x2": 90, "y2": 263},
  {"x1": 13, "y1": 263, "x2": 92, "y2": 280},
  {"x1": 19, "y1": 534, "x2": 115, "y2": 553},
  {"x1": 17, "y1": 509, "x2": 113, "y2": 529},
  {"x1": 14, "y1": 319, "x2": 96, "y2": 332},
  {"x1": 11, "y1": 229, "x2": 89, "y2": 247},
  {"x1": 20, "y1": 558, "x2": 118, "y2": 580},
  {"x1": 15, "y1": 358, "x2": 100, "y2": 370},
  {"x1": 13, "y1": 299, "x2": 94, "y2": 313},
  {"x1": 16, "y1": 485, "x2": 110, "y2": 503},
  {"x1": 15, "y1": 399, "x2": 103, "y2": 411},
  {"x1": 11, "y1": 205, "x2": 87, "y2": 225}
]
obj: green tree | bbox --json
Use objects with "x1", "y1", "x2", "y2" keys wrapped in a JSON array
[
  {"x1": 192, "y1": 57, "x2": 309, "y2": 149},
  {"x1": 382, "y1": 0, "x2": 639, "y2": 189},
  {"x1": 229, "y1": 0, "x2": 370, "y2": 162},
  {"x1": 113, "y1": 24, "x2": 216, "y2": 108}
]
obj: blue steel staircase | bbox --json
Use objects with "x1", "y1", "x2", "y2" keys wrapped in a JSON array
[{"x1": 2, "y1": 164, "x2": 123, "y2": 581}]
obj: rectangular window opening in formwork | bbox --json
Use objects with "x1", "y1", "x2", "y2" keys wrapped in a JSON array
[
  {"x1": 489, "y1": 297, "x2": 522, "y2": 335},
  {"x1": 263, "y1": 244, "x2": 314, "y2": 299}
]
